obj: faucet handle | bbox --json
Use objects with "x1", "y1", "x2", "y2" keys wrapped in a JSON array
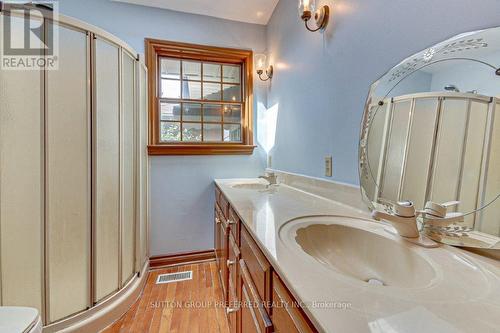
[{"x1": 424, "y1": 201, "x2": 460, "y2": 218}]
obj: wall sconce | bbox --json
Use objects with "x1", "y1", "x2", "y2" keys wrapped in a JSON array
[
  {"x1": 299, "y1": 0, "x2": 330, "y2": 32},
  {"x1": 255, "y1": 54, "x2": 273, "y2": 81}
]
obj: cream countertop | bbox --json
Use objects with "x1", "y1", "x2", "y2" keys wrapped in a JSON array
[{"x1": 214, "y1": 178, "x2": 500, "y2": 333}]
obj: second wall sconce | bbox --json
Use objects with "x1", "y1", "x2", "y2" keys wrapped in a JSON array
[
  {"x1": 299, "y1": 0, "x2": 330, "y2": 32},
  {"x1": 255, "y1": 54, "x2": 273, "y2": 81}
]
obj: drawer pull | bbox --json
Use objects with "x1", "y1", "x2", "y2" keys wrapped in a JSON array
[
  {"x1": 215, "y1": 217, "x2": 221, "y2": 224},
  {"x1": 227, "y1": 259, "x2": 236, "y2": 267},
  {"x1": 227, "y1": 219, "x2": 236, "y2": 225}
]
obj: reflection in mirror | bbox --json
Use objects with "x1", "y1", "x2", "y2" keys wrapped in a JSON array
[{"x1": 360, "y1": 27, "x2": 500, "y2": 249}]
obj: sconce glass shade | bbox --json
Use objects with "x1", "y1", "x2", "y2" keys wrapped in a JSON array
[
  {"x1": 254, "y1": 54, "x2": 273, "y2": 81},
  {"x1": 255, "y1": 54, "x2": 267, "y2": 72},
  {"x1": 299, "y1": 0, "x2": 316, "y2": 17}
]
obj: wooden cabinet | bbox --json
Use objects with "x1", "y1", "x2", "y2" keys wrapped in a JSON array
[
  {"x1": 240, "y1": 227, "x2": 272, "y2": 311},
  {"x1": 272, "y1": 273, "x2": 316, "y2": 333},
  {"x1": 214, "y1": 185, "x2": 318, "y2": 333},
  {"x1": 228, "y1": 233, "x2": 241, "y2": 333},
  {"x1": 228, "y1": 207, "x2": 241, "y2": 244},
  {"x1": 215, "y1": 206, "x2": 229, "y2": 300},
  {"x1": 240, "y1": 260, "x2": 273, "y2": 333}
]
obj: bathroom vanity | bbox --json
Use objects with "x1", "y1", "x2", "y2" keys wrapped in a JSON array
[
  {"x1": 214, "y1": 180, "x2": 317, "y2": 333},
  {"x1": 213, "y1": 175, "x2": 500, "y2": 333}
]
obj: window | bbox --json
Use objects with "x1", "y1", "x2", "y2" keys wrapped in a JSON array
[
  {"x1": 159, "y1": 58, "x2": 243, "y2": 143},
  {"x1": 146, "y1": 39, "x2": 255, "y2": 155}
]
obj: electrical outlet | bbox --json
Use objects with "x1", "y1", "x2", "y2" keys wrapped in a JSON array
[{"x1": 325, "y1": 156, "x2": 333, "y2": 177}]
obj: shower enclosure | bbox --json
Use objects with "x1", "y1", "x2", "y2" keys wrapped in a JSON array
[{"x1": 0, "y1": 8, "x2": 149, "y2": 331}]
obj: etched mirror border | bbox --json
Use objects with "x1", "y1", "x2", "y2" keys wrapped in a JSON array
[{"x1": 359, "y1": 27, "x2": 500, "y2": 249}]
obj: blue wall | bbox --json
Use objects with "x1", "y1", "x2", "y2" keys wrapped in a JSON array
[
  {"x1": 59, "y1": 0, "x2": 267, "y2": 256},
  {"x1": 266, "y1": 0, "x2": 500, "y2": 185},
  {"x1": 60, "y1": 0, "x2": 500, "y2": 255}
]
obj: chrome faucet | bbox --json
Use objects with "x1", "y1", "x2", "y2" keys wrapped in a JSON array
[
  {"x1": 259, "y1": 172, "x2": 278, "y2": 185},
  {"x1": 372, "y1": 199, "x2": 466, "y2": 246},
  {"x1": 371, "y1": 201, "x2": 421, "y2": 238}
]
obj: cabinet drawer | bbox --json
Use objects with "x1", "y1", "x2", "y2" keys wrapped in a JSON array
[
  {"x1": 228, "y1": 206, "x2": 240, "y2": 244},
  {"x1": 240, "y1": 226, "x2": 272, "y2": 309},
  {"x1": 240, "y1": 260, "x2": 273, "y2": 333},
  {"x1": 272, "y1": 273, "x2": 317, "y2": 333}
]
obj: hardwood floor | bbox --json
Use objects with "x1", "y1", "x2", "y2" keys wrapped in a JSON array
[{"x1": 103, "y1": 261, "x2": 230, "y2": 333}]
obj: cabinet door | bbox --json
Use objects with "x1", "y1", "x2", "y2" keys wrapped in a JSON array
[
  {"x1": 46, "y1": 23, "x2": 91, "y2": 322},
  {"x1": 121, "y1": 50, "x2": 136, "y2": 285},
  {"x1": 272, "y1": 273, "x2": 316, "y2": 333},
  {"x1": 0, "y1": 12, "x2": 43, "y2": 312},
  {"x1": 93, "y1": 37, "x2": 120, "y2": 302},
  {"x1": 240, "y1": 226, "x2": 272, "y2": 310},
  {"x1": 240, "y1": 260, "x2": 273, "y2": 333}
]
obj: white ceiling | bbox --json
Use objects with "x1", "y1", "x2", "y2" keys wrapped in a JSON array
[{"x1": 112, "y1": 0, "x2": 280, "y2": 25}]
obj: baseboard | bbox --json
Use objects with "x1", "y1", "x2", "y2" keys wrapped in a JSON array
[{"x1": 149, "y1": 249, "x2": 215, "y2": 269}]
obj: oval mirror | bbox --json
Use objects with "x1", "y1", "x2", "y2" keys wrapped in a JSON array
[{"x1": 360, "y1": 27, "x2": 500, "y2": 250}]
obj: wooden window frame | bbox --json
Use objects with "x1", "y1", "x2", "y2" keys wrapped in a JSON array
[{"x1": 146, "y1": 39, "x2": 256, "y2": 155}]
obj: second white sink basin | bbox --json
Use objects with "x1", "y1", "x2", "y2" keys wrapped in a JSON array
[
  {"x1": 281, "y1": 216, "x2": 437, "y2": 289},
  {"x1": 231, "y1": 183, "x2": 270, "y2": 190}
]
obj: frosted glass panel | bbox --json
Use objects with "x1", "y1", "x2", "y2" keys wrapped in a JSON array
[
  {"x1": 46, "y1": 24, "x2": 90, "y2": 322},
  {"x1": 381, "y1": 100, "x2": 411, "y2": 202},
  {"x1": 479, "y1": 102, "x2": 500, "y2": 235},
  {"x1": 94, "y1": 37, "x2": 120, "y2": 302},
  {"x1": 365, "y1": 104, "x2": 390, "y2": 201},
  {"x1": 121, "y1": 52, "x2": 136, "y2": 284},
  {"x1": 0, "y1": 14, "x2": 43, "y2": 313},
  {"x1": 137, "y1": 64, "x2": 149, "y2": 270},
  {"x1": 459, "y1": 101, "x2": 488, "y2": 226},
  {"x1": 430, "y1": 99, "x2": 468, "y2": 204},
  {"x1": 402, "y1": 98, "x2": 439, "y2": 208}
]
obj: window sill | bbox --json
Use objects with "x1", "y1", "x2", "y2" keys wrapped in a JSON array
[{"x1": 148, "y1": 144, "x2": 257, "y2": 156}]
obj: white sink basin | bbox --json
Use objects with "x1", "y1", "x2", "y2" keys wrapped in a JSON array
[{"x1": 281, "y1": 216, "x2": 436, "y2": 289}]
